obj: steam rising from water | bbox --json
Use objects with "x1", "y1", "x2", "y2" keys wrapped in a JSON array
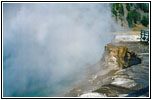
[{"x1": 3, "y1": 3, "x2": 120, "y2": 97}]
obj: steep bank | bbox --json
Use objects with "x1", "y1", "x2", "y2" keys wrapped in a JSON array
[
  {"x1": 65, "y1": 41, "x2": 149, "y2": 97},
  {"x1": 93, "y1": 42, "x2": 149, "y2": 97}
]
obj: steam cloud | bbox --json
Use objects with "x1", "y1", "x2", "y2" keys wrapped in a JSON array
[{"x1": 3, "y1": 3, "x2": 121, "y2": 97}]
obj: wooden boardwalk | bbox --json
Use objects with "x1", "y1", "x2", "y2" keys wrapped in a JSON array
[{"x1": 140, "y1": 30, "x2": 149, "y2": 43}]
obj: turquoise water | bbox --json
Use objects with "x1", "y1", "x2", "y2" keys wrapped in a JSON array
[
  {"x1": 3, "y1": 3, "x2": 111, "y2": 97},
  {"x1": 3, "y1": 55, "x2": 81, "y2": 97},
  {"x1": 4, "y1": 76, "x2": 75, "y2": 97}
]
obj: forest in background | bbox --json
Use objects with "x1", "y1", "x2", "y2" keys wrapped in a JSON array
[{"x1": 111, "y1": 3, "x2": 149, "y2": 30}]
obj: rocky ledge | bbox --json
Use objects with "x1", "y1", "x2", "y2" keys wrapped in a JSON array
[{"x1": 65, "y1": 42, "x2": 149, "y2": 97}]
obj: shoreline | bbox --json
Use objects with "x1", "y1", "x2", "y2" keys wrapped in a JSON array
[{"x1": 65, "y1": 35, "x2": 149, "y2": 97}]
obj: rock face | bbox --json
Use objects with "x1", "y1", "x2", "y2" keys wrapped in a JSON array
[
  {"x1": 65, "y1": 42, "x2": 149, "y2": 97},
  {"x1": 93, "y1": 43, "x2": 149, "y2": 97},
  {"x1": 103, "y1": 43, "x2": 141, "y2": 70}
]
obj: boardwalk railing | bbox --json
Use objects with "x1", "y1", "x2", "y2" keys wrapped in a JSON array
[{"x1": 140, "y1": 30, "x2": 149, "y2": 43}]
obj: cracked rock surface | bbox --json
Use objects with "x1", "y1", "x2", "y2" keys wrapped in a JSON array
[{"x1": 65, "y1": 42, "x2": 149, "y2": 97}]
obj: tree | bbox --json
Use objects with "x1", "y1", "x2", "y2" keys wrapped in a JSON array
[
  {"x1": 126, "y1": 12, "x2": 133, "y2": 27},
  {"x1": 141, "y1": 15, "x2": 149, "y2": 27},
  {"x1": 119, "y1": 4, "x2": 124, "y2": 16},
  {"x1": 142, "y1": 3, "x2": 149, "y2": 13},
  {"x1": 136, "y1": 3, "x2": 149, "y2": 13},
  {"x1": 115, "y1": 3, "x2": 120, "y2": 10},
  {"x1": 126, "y1": 3, "x2": 131, "y2": 11},
  {"x1": 112, "y1": 7, "x2": 117, "y2": 16},
  {"x1": 131, "y1": 10, "x2": 141, "y2": 24},
  {"x1": 126, "y1": 10, "x2": 141, "y2": 27}
]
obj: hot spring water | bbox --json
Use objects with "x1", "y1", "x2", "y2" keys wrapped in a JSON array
[{"x1": 3, "y1": 3, "x2": 120, "y2": 97}]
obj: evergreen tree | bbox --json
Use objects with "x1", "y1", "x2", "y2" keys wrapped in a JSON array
[
  {"x1": 119, "y1": 4, "x2": 124, "y2": 16},
  {"x1": 141, "y1": 15, "x2": 149, "y2": 26},
  {"x1": 126, "y1": 12, "x2": 133, "y2": 27},
  {"x1": 131, "y1": 10, "x2": 141, "y2": 24},
  {"x1": 126, "y1": 3, "x2": 131, "y2": 11}
]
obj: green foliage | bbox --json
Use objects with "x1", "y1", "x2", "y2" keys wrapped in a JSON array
[
  {"x1": 119, "y1": 4, "x2": 124, "y2": 16},
  {"x1": 112, "y1": 3, "x2": 124, "y2": 16},
  {"x1": 126, "y1": 12, "x2": 133, "y2": 27},
  {"x1": 131, "y1": 10, "x2": 141, "y2": 24},
  {"x1": 114, "y1": 3, "x2": 120, "y2": 10},
  {"x1": 112, "y1": 7, "x2": 117, "y2": 16},
  {"x1": 126, "y1": 3, "x2": 131, "y2": 11},
  {"x1": 143, "y1": 3, "x2": 149, "y2": 12},
  {"x1": 136, "y1": 3, "x2": 149, "y2": 12},
  {"x1": 141, "y1": 15, "x2": 149, "y2": 26},
  {"x1": 130, "y1": 3, "x2": 133, "y2": 7},
  {"x1": 112, "y1": 3, "x2": 118, "y2": 20},
  {"x1": 111, "y1": 3, "x2": 149, "y2": 28},
  {"x1": 126, "y1": 10, "x2": 141, "y2": 27}
]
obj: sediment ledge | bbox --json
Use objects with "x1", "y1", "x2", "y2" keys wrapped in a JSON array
[
  {"x1": 65, "y1": 42, "x2": 149, "y2": 97},
  {"x1": 103, "y1": 43, "x2": 141, "y2": 70}
]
